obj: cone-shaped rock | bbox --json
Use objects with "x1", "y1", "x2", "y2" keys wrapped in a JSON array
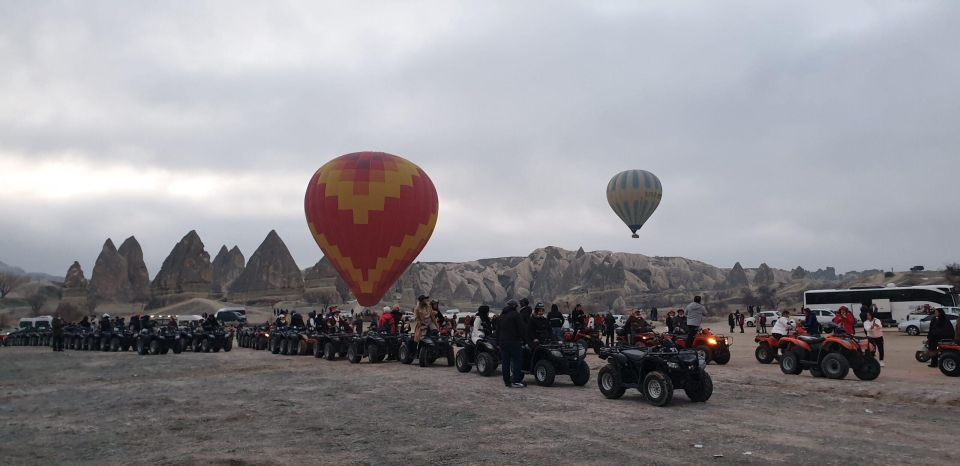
[
  {"x1": 754, "y1": 263, "x2": 775, "y2": 286},
  {"x1": 62, "y1": 261, "x2": 88, "y2": 302},
  {"x1": 724, "y1": 262, "x2": 749, "y2": 288},
  {"x1": 88, "y1": 239, "x2": 130, "y2": 304},
  {"x1": 212, "y1": 245, "x2": 245, "y2": 297},
  {"x1": 229, "y1": 230, "x2": 304, "y2": 304},
  {"x1": 303, "y1": 257, "x2": 345, "y2": 305},
  {"x1": 148, "y1": 230, "x2": 212, "y2": 308},
  {"x1": 118, "y1": 236, "x2": 150, "y2": 302}
]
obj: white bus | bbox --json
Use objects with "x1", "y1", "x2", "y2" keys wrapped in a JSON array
[{"x1": 803, "y1": 285, "x2": 958, "y2": 325}]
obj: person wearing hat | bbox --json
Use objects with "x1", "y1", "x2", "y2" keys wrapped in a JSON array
[
  {"x1": 498, "y1": 299, "x2": 526, "y2": 388},
  {"x1": 414, "y1": 295, "x2": 437, "y2": 343}
]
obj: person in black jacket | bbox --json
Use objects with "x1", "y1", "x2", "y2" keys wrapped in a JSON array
[
  {"x1": 290, "y1": 311, "x2": 305, "y2": 329},
  {"x1": 604, "y1": 311, "x2": 616, "y2": 346},
  {"x1": 518, "y1": 298, "x2": 532, "y2": 326},
  {"x1": 498, "y1": 299, "x2": 526, "y2": 388},
  {"x1": 571, "y1": 304, "x2": 585, "y2": 333},
  {"x1": 527, "y1": 303, "x2": 552, "y2": 345},
  {"x1": 547, "y1": 304, "x2": 565, "y2": 342},
  {"x1": 928, "y1": 309, "x2": 955, "y2": 368}
]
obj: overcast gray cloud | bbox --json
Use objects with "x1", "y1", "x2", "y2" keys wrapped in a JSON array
[{"x1": 1, "y1": 0, "x2": 958, "y2": 277}]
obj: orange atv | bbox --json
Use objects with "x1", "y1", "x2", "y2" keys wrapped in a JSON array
[
  {"x1": 777, "y1": 328, "x2": 880, "y2": 380},
  {"x1": 754, "y1": 326, "x2": 808, "y2": 364},
  {"x1": 662, "y1": 328, "x2": 732, "y2": 365},
  {"x1": 935, "y1": 340, "x2": 960, "y2": 377}
]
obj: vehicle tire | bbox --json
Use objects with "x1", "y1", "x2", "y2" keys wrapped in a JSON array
[
  {"x1": 110, "y1": 338, "x2": 121, "y2": 352},
  {"x1": 534, "y1": 360, "x2": 557, "y2": 387},
  {"x1": 570, "y1": 360, "x2": 590, "y2": 386},
  {"x1": 324, "y1": 342, "x2": 336, "y2": 361},
  {"x1": 939, "y1": 353, "x2": 960, "y2": 377},
  {"x1": 314, "y1": 341, "x2": 324, "y2": 358},
  {"x1": 224, "y1": 338, "x2": 232, "y2": 352},
  {"x1": 755, "y1": 344, "x2": 775, "y2": 364},
  {"x1": 212, "y1": 342, "x2": 221, "y2": 353},
  {"x1": 368, "y1": 344, "x2": 380, "y2": 364},
  {"x1": 713, "y1": 349, "x2": 731, "y2": 365},
  {"x1": 642, "y1": 371, "x2": 674, "y2": 407},
  {"x1": 592, "y1": 339, "x2": 603, "y2": 354},
  {"x1": 101, "y1": 337, "x2": 111, "y2": 351},
  {"x1": 149, "y1": 339, "x2": 161, "y2": 355},
  {"x1": 821, "y1": 352, "x2": 850, "y2": 380},
  {"x1": 399, "y1": 343, "x2": 413, "y2": 364},
  {"x1": 160, "y1": 345, "x2": 169, "y2": 355},
  {"x1": 455, "y1": 350, "x2": 472, "y2": 373},
  {"x1": 202, "y1": 338, "x2": 211, "y2": 353},
  {"x1": 121, "y1": 343, "x2": 130, "y2": 352},
  {"x1": 915, "y1": 350, "x2": 931, "y2": 363},
  {"x1": 271, "y1": 338, "x2": 281, "y2": 354},
  {"x1": 347, "y1": 343, "x2": 362, "y2": 364},
  {"x1": 809, "y1": 366, "x2": 825, "y2": 378},
  {"x1": 684, "y1": 371, "x2": 713, "y2": 402},
  {"x1": 695, "y1": 346, "x2": 712, "y2": 364},
  {"x1": 137, "y1": 338, "x2": 148, "y2": 355},
  {"x1": 446, "y1": 346, "x2": 456, "y2": 367},
  {"x1": 280, "y1": 339, "x2": 289, "y2": 355},
  {"x1": 746, "y1": 322, "x2": 755, "y2": 327},
  {"x1": 907, "y1": 326, "x2": 920, "y2": 336},
  {"x1": 854, "y1": 357, "x2": 881, "y2": 381},
  {"x1": 779, "y1": 351, "x2": 803, "y2": 375},
  {"x1": 598, "y1": 365, "x2": 626, "y2": 399},
  {"x1": 476, "y1": 352, "x2": 496, "y2": 376},
  {"x1": 172, "y1": 340, "x2": 182, "y2": 354},
  {"x1": 419, "y1": 345, "x2": 429, "y2": 367}
]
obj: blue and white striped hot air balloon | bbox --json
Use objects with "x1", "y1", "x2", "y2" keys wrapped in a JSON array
[{"x1": 606, "y1": 170, "x2": 663, "y2": 238}]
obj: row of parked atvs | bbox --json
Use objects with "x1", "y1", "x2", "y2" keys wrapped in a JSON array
[
  {"x1": 4, "y1": 324, "x2": 233, "y2": 355},
  {"x1": 237, "y1": 325, "x2": 714, "y2": 407}
]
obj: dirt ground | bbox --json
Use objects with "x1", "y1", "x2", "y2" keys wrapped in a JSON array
[{"x1": 1, "y1": 328, "x2": 958, "y2": 465}]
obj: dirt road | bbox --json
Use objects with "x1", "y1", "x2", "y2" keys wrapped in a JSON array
[{"x1": 1, "y1": 331, "x2": 958, "y2": 465}]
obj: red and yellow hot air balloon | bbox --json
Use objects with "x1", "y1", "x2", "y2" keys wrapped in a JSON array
[{"x1": 304, "y1": 152, "x2": 439, "y2": 306}]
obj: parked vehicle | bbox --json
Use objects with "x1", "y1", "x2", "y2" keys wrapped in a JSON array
[
  {"x1": 898, "y1": 314, "x2": 959, "y2": 336},
  {"x1": 136, "y1": 326, "x2": 182, "y2": 355},
  {"x1": 454, "y1": 336, "x2": 500, "y2": 376},
  {"x1": 936, "y1": 340, "x2": 960, "y2": 377},
  {"x1": 596, "y1": 344, "x2": 712, "y2": 406},
  {"x1": 521, "y1": 341, "x2": 590, "y2": 387},
  {"x1": 561, "y1": 327, "x2": 604, "y2": 354},
  {"x1": 661, "y1": 328, "x2": 732, "y2": 364},
  {"x1": 777, "y1": 328, "x2": 881, "y2": 380},
  {"x1": 753, "y1": 326, "x2": 808, "y2": 364},
  {"x1": 215, "y1": 308, "x2": 247, "y2": 326},
  {"x1": 346, "y1": 331, "x2": 397, "y2": 363}
]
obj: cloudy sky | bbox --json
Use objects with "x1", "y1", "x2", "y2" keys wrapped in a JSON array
[{"x1": 2, "y1": 0, "x2": 958, "y2": 277}]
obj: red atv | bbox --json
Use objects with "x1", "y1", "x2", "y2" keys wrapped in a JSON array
[
  {"x1": 615, "y1": 330, "x2": 662, "y2": 348},
  {"x1": 563, "y1": 327, "x2": 604, "y2": 354},
  {"x1": 754, "y1": 326, "x2": 807, "y2": 364},
  {"x1": 935, "y1": 340, "x2": 960, "y2": 377},
  {"x1": 662, "y1": 328, "x2": 732, "y2": 365},
  {"x1": 777, "y1": 328, "x2": 880, "y2": 380}
]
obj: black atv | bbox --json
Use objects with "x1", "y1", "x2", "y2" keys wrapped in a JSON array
[
  {"x1": 194, "y1": 327, "x2": 232, "y2": 353},
  {"x1": 454, "y1": 336, "x2": 501, "y2": 377},
  {"x1": 317, "y1": 331, "x2": 353, "y2": 360},
  {"x1": 238, "y1": 326, "x2": 258, "y2": 348},
  {"x1": 346, "y1": 331, "x2": 397, "y2": 363},
  {"x1": 398, "y1": 331, "x2": 455, "y2": 367},
  {"x1": 136, "y1": 326, "x2": 182, "y2": 355},
  {"x1": 102, "y1": 326, "x2": 136, "y2": 352},
  {"x1": 597, "y1": 344, "x2": 712, "y2": 407},
  {"x1": 521, "y1": 341, "x2": 591, "y2": 387},
  {"x1": 283, "y1": 327, "x2": 312, "y2": 356}
]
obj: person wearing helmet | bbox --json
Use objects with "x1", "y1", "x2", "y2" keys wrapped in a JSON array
[{"x1": 498, "y1": 299, "x2": 526, "y2": 388}]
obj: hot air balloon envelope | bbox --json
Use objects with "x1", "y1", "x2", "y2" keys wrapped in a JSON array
[
  {"x1": 606, "y1": 169, "x2": 662, "y2": 238},
  {"x1": 305, "y1": 152, "x2": 439, "y2": 306}
]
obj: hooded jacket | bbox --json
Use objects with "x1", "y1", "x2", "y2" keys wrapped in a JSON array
[{"x1": 497, "y1": 306, "x2": 525, "y2": 344}]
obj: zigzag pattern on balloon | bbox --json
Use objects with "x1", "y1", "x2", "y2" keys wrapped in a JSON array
[{"x1": 315, "y1": 155, "x2": 422, "y2": 224}]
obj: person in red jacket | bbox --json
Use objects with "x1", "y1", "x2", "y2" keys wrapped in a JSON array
[
  {"x1": 377, "y1": 310, "x2": 396, "y2": 335},
  {"x1": 832, "y1": 306, "x2": 856, "y2": 335}
]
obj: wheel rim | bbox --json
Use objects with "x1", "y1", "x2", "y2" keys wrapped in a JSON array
[
  {"x1": 477, "y1": 357, "x2": 487, "y2": 372},
  {"x1": 826, "y1": 359, "x2": 839, "y2": 373},
  {"x1": 783, "y1": 357, "x2": 794, "y2": 371},
  {"x1": 944, "y1": 358, "x2": 957, "y2": 372},
  {"x1": 647, "y1": 379, "x2": 663, "y2": 399},
  {"x1": 758, "y1": 347, "x2": 768, "y2": 359},
  {"x1": 601, "y1": 372, "x2": 614, "y2": 391},
  {"x1": 536, "y1": 366, "x2": 546, "y2": 381}
]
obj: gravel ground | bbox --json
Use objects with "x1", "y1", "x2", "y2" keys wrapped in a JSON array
[{"x1": 1, "y1": 331, "x2": 958, "y2": 465}]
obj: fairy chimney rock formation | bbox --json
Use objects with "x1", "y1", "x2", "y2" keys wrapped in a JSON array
[
  {"x1": 228, "y1": 230, "x2": 304, "y2": 303},
  {"x1": 62, "y1": 261, "x2": 88, "y2": 302},
  {"x1": 211, "y1": 245, "x2": 245, "y2": 297},
  {"x1": 724, "y1": 262, "x2": 749, "y2": 288},
  {"x1": 148, "y1": 230, "x2": 212, "y2": 308},
  {"x1": 118, "y1": 236, "x2": 150, "y2": 303},
  {"x1": 88, "y1": 239, "x2": 130, "y2": 303}
]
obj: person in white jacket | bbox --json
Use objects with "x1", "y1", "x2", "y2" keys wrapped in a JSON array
[
  {"x1": 863, "y1": 311, "x2": 885, "y2": 366},
  {"x1": 771, "y1": 310, "x2": 795, "y2": 339}
]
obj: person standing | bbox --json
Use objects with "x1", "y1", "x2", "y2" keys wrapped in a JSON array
[
  {"x1": 863, "y1": 311, "x2": 885, "y2": 367},
  {"x1": 650, "y1": 307, "x2": 658, "y2": 322},
  {"x1": 518, "y1": 298, "x2": 533, "y2": 327},
  {"x1": 758, "y1": 313, "x2": 767, "y2": 334},
  {"x1": 685, "y1": 296, "x2": 707, "y2": 349},
  {"x1": 859, "y1": 303, "x2": 871, "y2": 335},
  {"x1": 547, "y1": 304, "x2": 565, "y2": 342},
  {"x1": 625, "y1": 311, "x2": 640, "y2": 345},
  {"x1": 927, "y1": 308, "x2": 955, "y2": 368},
  {"x1": 571, "y1": 304, "x2": 585, "y2": 333},
  {"x1": 51, "y1": 315, "x2": 64, "y2": 352},
  {"x1": 604, "y1": 310, "x2": 616, "y2": 346},
  {"x1": 737, "y1": 312, "x2": 745, "y2": 333},
  {"x1": 728, "y1": 312, "x2": 736, "y2": 333},
  {"x1": 675, "y1": 309, "x2": 687, "y2": 335},
  {"x1": 802, "y1": 308, "x2": 821, "y2": 334},
  {"x1": 497, "y1": 300, "x2": 526, "y2": 388}
]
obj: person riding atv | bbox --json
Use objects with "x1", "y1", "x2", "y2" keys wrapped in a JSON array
[
  {"x1": 777, "y1": 326, "x2": 881, "y2": 380},
  {"x1": 454, "y1": 305, "x2": 501, "y2": 376}
]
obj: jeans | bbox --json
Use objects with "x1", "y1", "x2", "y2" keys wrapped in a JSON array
[
  {"x1": 686, "y1": 326, "x2": 700, "y2": 348},
  {"x1": 500, "y1": 341, "x2": 524, "y2": 385},
  {"x1": 552, "y1": 327, "x2": 564, "y2": 343}
]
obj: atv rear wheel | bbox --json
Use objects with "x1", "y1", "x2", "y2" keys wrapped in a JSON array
[
  {"x1": 570, "y1": 360, "x2": 590, "y2": 386},
  {"x1": 419, "y1": 346, "x2": 429, "y2": 367},
  {"x1": 755, "y1": 344, "x2": 775, "y2": 364},
  {"x1": 224, "y1": 338, "x2": 232, "y2": 352},
  {"x1": 455, "y1": 349, "x2": 472, "y2": 373},
  {"x1": 821, "y1": 352, "x2": 850, "y2": 379},
  {"x1": 446, "y1": 346, "x2": 456, "y2": 366},
  {"x1": 854, "y1": 357, "x2": 881, "y2": 381},
  {"x1": 324, "y1": 342, "x2": 337, "y2": 360},
  {"x1": 915, "y1": 350, "x2": 931, "y2": 363},
  {"x1": 598, "y1": 365, "x2": 625, "y2": 399},
  {"x1": 476, "y1": 352, "x2": 496, "y2": 376},
  {"x1": 172, "y1": 340, "x2": 182, "y2": 354},
  {"x1": 347, "y1": 342, "x2": 362, "y2": 363},
  {"x1": 313, "y1": 341, "x2": 323, "y2": 358},
  {"x1": 202, "y1": 338, "x2": 212, "y2": 353},
  {"x1": 642, "y1": 371, "x2": 674, "y2": 407},
  {"x1": 367, "y1": 344, "x2": 381, "y2": 363},
  {"x1": 399, "y1": 343, "x2": 413, "y2": 364},
  {"x1": 684, "y1": 371, "x2": 713, "y2": 402},
  {"x1": 779, "y1": 351, "x2": 803, "y2": 375},
  {"x1": 939, "y1": 353, "x2": 960, "y2": 377},
  {"x1": 280, "y1": 339, "x2": 289, "y2": 355},
  {"x1": 534, "y1": 360, "x2": 556, "y2": 387}
]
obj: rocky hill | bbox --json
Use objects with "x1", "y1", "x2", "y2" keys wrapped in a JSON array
[
  {"x1": 147, "y1": 231, "x2": 212, "y2": 309},
  {"x1": 228, "y1": 231, "x2": 304, "y2": 304},
  {"x1": 211, "y1": 245, "x2": 245, "y2": 298}
]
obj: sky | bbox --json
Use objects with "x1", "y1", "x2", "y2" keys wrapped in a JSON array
[{"x1": 1, "y1": 0, "x2": 959, "y2": 277}]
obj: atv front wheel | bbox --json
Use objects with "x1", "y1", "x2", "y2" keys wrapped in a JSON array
[
  {"x1": 367, "y1": 344, "x2": 381, "y2": 363},
  {"x1": 224, "y1": 338, "x2": 233, "y2": 352},
  {"x1": 455, "y1": 350, "x2": 472, "y2": 373},
  {"x1": 570, "y1": 360, "x2": 590, "y2": 386},
  {"x1": 324, "y1": 342, "x2": 337, "y2": 361},
  {"x1": 939, "y1": 353, "x2": 960, "y2": 377},
  {"x1": 399, "y1": 343, "x2": 413, "y2": 364},
  {"x1": 347, "y1": 343, "x2": 362, "y2": 364},
  {"x1": 446, "y1": 346, "x2": 456, "y2": 367},
  {"x1": 202, "y1": 338, "x2": 212, "y2": 353},
  {"x1": 534, "y1": 360, "x2": 556, "y2": 387},
  {"x1": 779, "y1": 351, "x2": 803, "y2": 375},
  {"x1": 110, "y1": 338, "x2": 121, "y2": 352},
  {"x1": 642, "y1": 371, "x2": 674, "y2": 407},
  {"x1": 821, "y1": 353, "x2": 850, "y2": 379},
  {"x1": 149, "y1": 339, "x2": 161, "y2": 355},
  {"x1": 172, "y1": 341, "x2": 182, "y2": 354},
  {"x1": 137, "y1": 338, "x2": 148, "y2": 355},
  {"x1": 854, "y1": 357, "x2": 881, "y2": 381},
  {"x1": 598, "y1": 365, "x2": 625, "y2": 399},
  {"x1": 755, "y1": 344, "x2": 775, "y2": 364},
  {"x1": 419, "y1": 346, "x2": 429, "y2": 367},
  {"x1": 476, "y1": 352, "x2": 496, "y2": 376},
  {"x1": 713, "y1": 349, "x2": 731, "y2": 365},
  {"x1": 684, "y1": 371, "x2": 713, "y2": 402},
  {"x1": 313, "y1": 341, "x2": 324, "y2": 358}
]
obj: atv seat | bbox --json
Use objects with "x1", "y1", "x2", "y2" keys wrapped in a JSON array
[
  {"x1": 622, "y1": 349, "x2": 648, "y2": 362},
  {"x1": 799, "y1": 335, "x2": 824, "y2": 344}
]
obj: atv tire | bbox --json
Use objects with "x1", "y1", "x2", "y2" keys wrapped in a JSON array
[
  {"x1": 779, "y1": 351, "x2": 803, "y2": 375},
  {"x1": 854, "y1": 357, "x2": 881, "y2": 381},
  {"x1": 570, "y1": 360, "x2": 590, "y2": 386},
  {"x1": 534, "y1": 360, "x2": 556, "y2": 387},
  {"x1": 280, "y1": 339, "x2": 289, "y2": 355},
  {"x1": 455, "y1": 349, "x2": 472, "y2": 373},
  {"x1": 755, "y1": 344, "x2": 775, "y2": 364},
  {"x1": 419, "y1": 346, "x2": 429, "y2": 367},
  {"x1": 821, "y1": 352, "x2": 850, "y2": 380},
  {"x1": 446, "y1": 346, "x2": 456, "y2": 367},
  {"x1": 598, "y1": 365, "x2": 625, "y2": 399},
  {"x1": 149, "y1": 339, "x2": 161, "y2": 356},
  {"x1": 324, "y1": 342, "x2": 337, "y2": 361},
  {"x1": 202, "y1": 338, "x2": 212, "y2": 353},
  {"x1": 713, "y1": 349, "x2": 731, "y2": 365},
  {"x1": 476, "y1": 352, "x2": 496, "y2": 376},
  {"x1": 110, "y1": 338, "x2": 121, "y2": 352},
  {"x1": 642, "y1": 371, "x2": 674, "y2": 407},
  {"x1": 347, "y1": 343, "x2": 362, "y2": 364},
  {"x1": 939, "y1": 352, "x2": 960, "y2": 377},
  {"x1": 367, "y1": 344, "x2": 381, "y2": 363},
  {"x1": 916, "y1": 350, "x2": 931, "y2": 363},
  {"x1": 399, "y1": 343, "x2": 414, "y2": 364},
  {"x1": 684, "y1": 371, "x2": 713, "y2": 402},
  {"x1": 224, "y1": 338, "x2": 232, "y2": 352},
  {"x1": 137, "y1": 338, "x2": 148, "y2": 355},
  {"x1": 172, "y1": 340, "x2": 182, "y2": 354},
  {"x1": 313, "y1": 341, "x2": 324, "y2": 358}
]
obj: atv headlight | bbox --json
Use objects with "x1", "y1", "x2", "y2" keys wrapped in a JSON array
[
  {"x1": 707, "y1": 337, "x2": 718, "y2": 346},
  {"x1": 264, "y1": 333, "x2": 270, "y2": 337},
  {"x1": 667, "y1": 361, "x2": 680, "y2": 369},
  {"x1": 551, "y1": 350, "x2": 563, "y2": 358}
]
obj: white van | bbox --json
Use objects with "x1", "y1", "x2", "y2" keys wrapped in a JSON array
[{"x1": 18, "y1": 316, "x2": 53, "y2": 329}]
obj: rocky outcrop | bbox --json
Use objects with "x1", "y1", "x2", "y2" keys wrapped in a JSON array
[
  {"x1": 148, "y1": 230, "x2": 212, "y2": 309},
  {"x1": 791, "y1": 266, "x2": 807, "y2": 279},
  {"x1": 724, "y1": 262, "x2": 749, "y2": 288},
  {"x1": 61, "y1": 261, "x2": 88, "y2": 302},
  {"x1": 88, "y1": 239, "x2": 130, "y2": 304},
  {"x1": 303, "y1": 257, "x2": 347, "y2": 305},
  {"x1": 211, "y1": 245, "x2": 245, "y2": 297},
  {"x1": 754, "y1": 263, "x2": 775, "y2": 286},
  {"x1": 228, "y1": 231, "x2": 304, "y2": 304},
  {"x1": 118, "y1": 236, "x2": 150, "y2": 302}
]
